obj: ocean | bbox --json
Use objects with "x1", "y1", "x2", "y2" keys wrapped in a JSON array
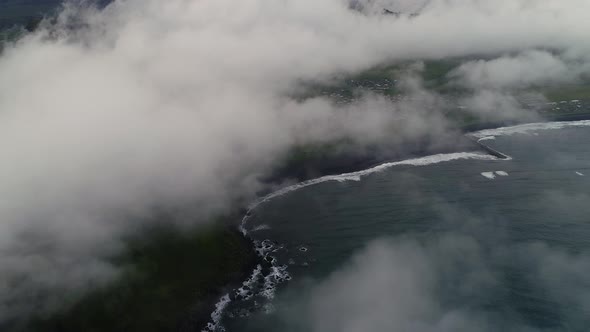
[{"x1": 212, "y1": 121, "x2": 590, "y2": 332}]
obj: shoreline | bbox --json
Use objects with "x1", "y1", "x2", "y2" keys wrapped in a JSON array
[
  {"x1": 207, "y1": 114, "x2": 590, "y2": 330},
  {"x1": 23, "y1": 114, "x2": 590, "y2": 332},
  {"x1": 178, "y1": 227, "x2": 260, "y2": 332}
]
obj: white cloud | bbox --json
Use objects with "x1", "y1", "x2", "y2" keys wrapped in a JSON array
[{"x1": 449, "y1": 51, "x2": 588, "y2": 89}]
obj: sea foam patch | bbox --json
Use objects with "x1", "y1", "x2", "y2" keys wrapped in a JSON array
[
  {"x1": 481, "y1": 172, "x2": 496, "y2": 179},
  {"x1": 482, "y1": 171, "x2": 509, "y2": 179}
]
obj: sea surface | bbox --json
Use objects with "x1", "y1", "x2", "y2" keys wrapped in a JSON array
[{"x1": 210, "y1": 121, "x2": 590, "y2": 332}]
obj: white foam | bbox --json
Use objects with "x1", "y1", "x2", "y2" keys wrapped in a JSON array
[
  {"x1": 481, "y1": 172, "x2": 496, "y2": 179},
  {"x1": 576, "y1": 171, "x2": 585, "y2": 176},
  {"x1": 251, "y1": 224, "x2": 271, "y2": 232},
  {"x1": 261, "y1": 264, "x2": 290, "y2": 300},
  {"x1": 478, "y1": 136, "x2": 496, "y2": 141},
  {"x1": 471, "y1": 120, "x2": 590, "y2": 139},
  {"x1": 235, "y1": 265, "x2": 262, "y2": 301},
  {"x1": 495, "y1": 171, "x2": 509, "y2": 176},
  {"x1": 202, "y1": 294, "x2": 231, "y2": 332},
  {"x1": 254, "y1": 239, "x2": 280, "y2": 257}
]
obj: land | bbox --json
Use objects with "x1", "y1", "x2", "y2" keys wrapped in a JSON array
[{"x1": 26, "y1": 220, "x2": 258, "y2": 332}]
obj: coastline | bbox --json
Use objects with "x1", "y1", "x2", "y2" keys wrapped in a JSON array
[
  {"x1": 17, "y1": 112, "x2": 590, "y2": 332},
  {"x1": 25, "y1": 223, "x2": 258, "y2": 332},
  {"x1": 1, "y1": 2, "x2": 589, "y2": 331},
  {"x1": 201, "y1": 112, "x2": 590, "y2": 331},
  {"x1": 177, "y1": 227, "x2": 260, "y2": 332}
]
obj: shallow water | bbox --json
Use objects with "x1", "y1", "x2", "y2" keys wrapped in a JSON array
[{"x1": 217, "y1": 122, "x2": 590, "y2": 332}]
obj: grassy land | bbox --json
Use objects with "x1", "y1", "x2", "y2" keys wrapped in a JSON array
[
  {"x1": 542, "y1": 85, "x2": 590, "y2": 102},
  {"x1": 27, "y1": 222, "x2": 257, "y2": 332}
]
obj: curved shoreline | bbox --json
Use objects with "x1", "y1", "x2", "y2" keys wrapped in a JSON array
[{"x1": 204, "y1": 117, "x2": 590, "y2": 331}]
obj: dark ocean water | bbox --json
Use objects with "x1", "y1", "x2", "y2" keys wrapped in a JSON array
[
  {"x1": 218, "y1": 122, "x2": 590, "y2": 332},
  {"x1": 0, "y1": 0, "x2": 111, "y2": 29}
]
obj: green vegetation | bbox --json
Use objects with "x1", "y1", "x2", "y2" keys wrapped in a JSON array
[
  {"x1": 421, "y1": 59, "x2": 462, "y2": 89},
  {"x1": 542, "y1": 84, "x2": 590, "y2": 102},
  {"x1": 294, "y1": 59, "x2": 467, "y2": 102},
  {"x1": 28, "y1": 222, "x2": 256, "y2": 332}
]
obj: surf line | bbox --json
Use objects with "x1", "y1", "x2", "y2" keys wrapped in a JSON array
[{"x1": 240, "y1": 149, "x2": 511, "y2": 235}]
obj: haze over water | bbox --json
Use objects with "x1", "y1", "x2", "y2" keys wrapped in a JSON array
[{"x1": 228, "y1": 124, "x2": 590, "y2": 332}]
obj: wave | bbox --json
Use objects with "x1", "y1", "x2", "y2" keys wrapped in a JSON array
[
  {"x1": 202, "y1": 294, "x2": 231, "y2": 332},
  {"x1": 240, "y1": 151, "x2": 501, "y2": 234},
  {"x1": 235, "y1": 264, "x2": 262, "y2": 301},
  {"x1": 478, "y1": 136, "x2": 496, "y2": 141},
  {"x1": 471, "y1": 120, "x2": 590, "y2": 139}
]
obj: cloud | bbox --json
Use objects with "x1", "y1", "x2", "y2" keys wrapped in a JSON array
[
  {"x1": 350, "y1": 0, "x2": 430, "y2": 15},
  {"x1": 0, "y1": 0, "x2": 589, "y2": 323},
  {"x1": 306, "y1": 237, "x2": 497, "y2": 332},
  {"x1": 449, "y1": 51, "x2": 589, "y2": 90},
  {"x1": 458, "y1": 90, "x2": 542, "y2": 122},
  {"x1": 296, "y1": 234, "x2": 590, "y2": 332},
  {"x1": 523, "y1": 243, "x2": 590, "y2": 328}
]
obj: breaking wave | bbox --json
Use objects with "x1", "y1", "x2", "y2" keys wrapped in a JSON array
[
  {"x1": 202, "y1": 294, "x2": 231, "y2": 332},
  {"x1": 241, "y1": 151, "x2": 502, "y2": 234}
]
